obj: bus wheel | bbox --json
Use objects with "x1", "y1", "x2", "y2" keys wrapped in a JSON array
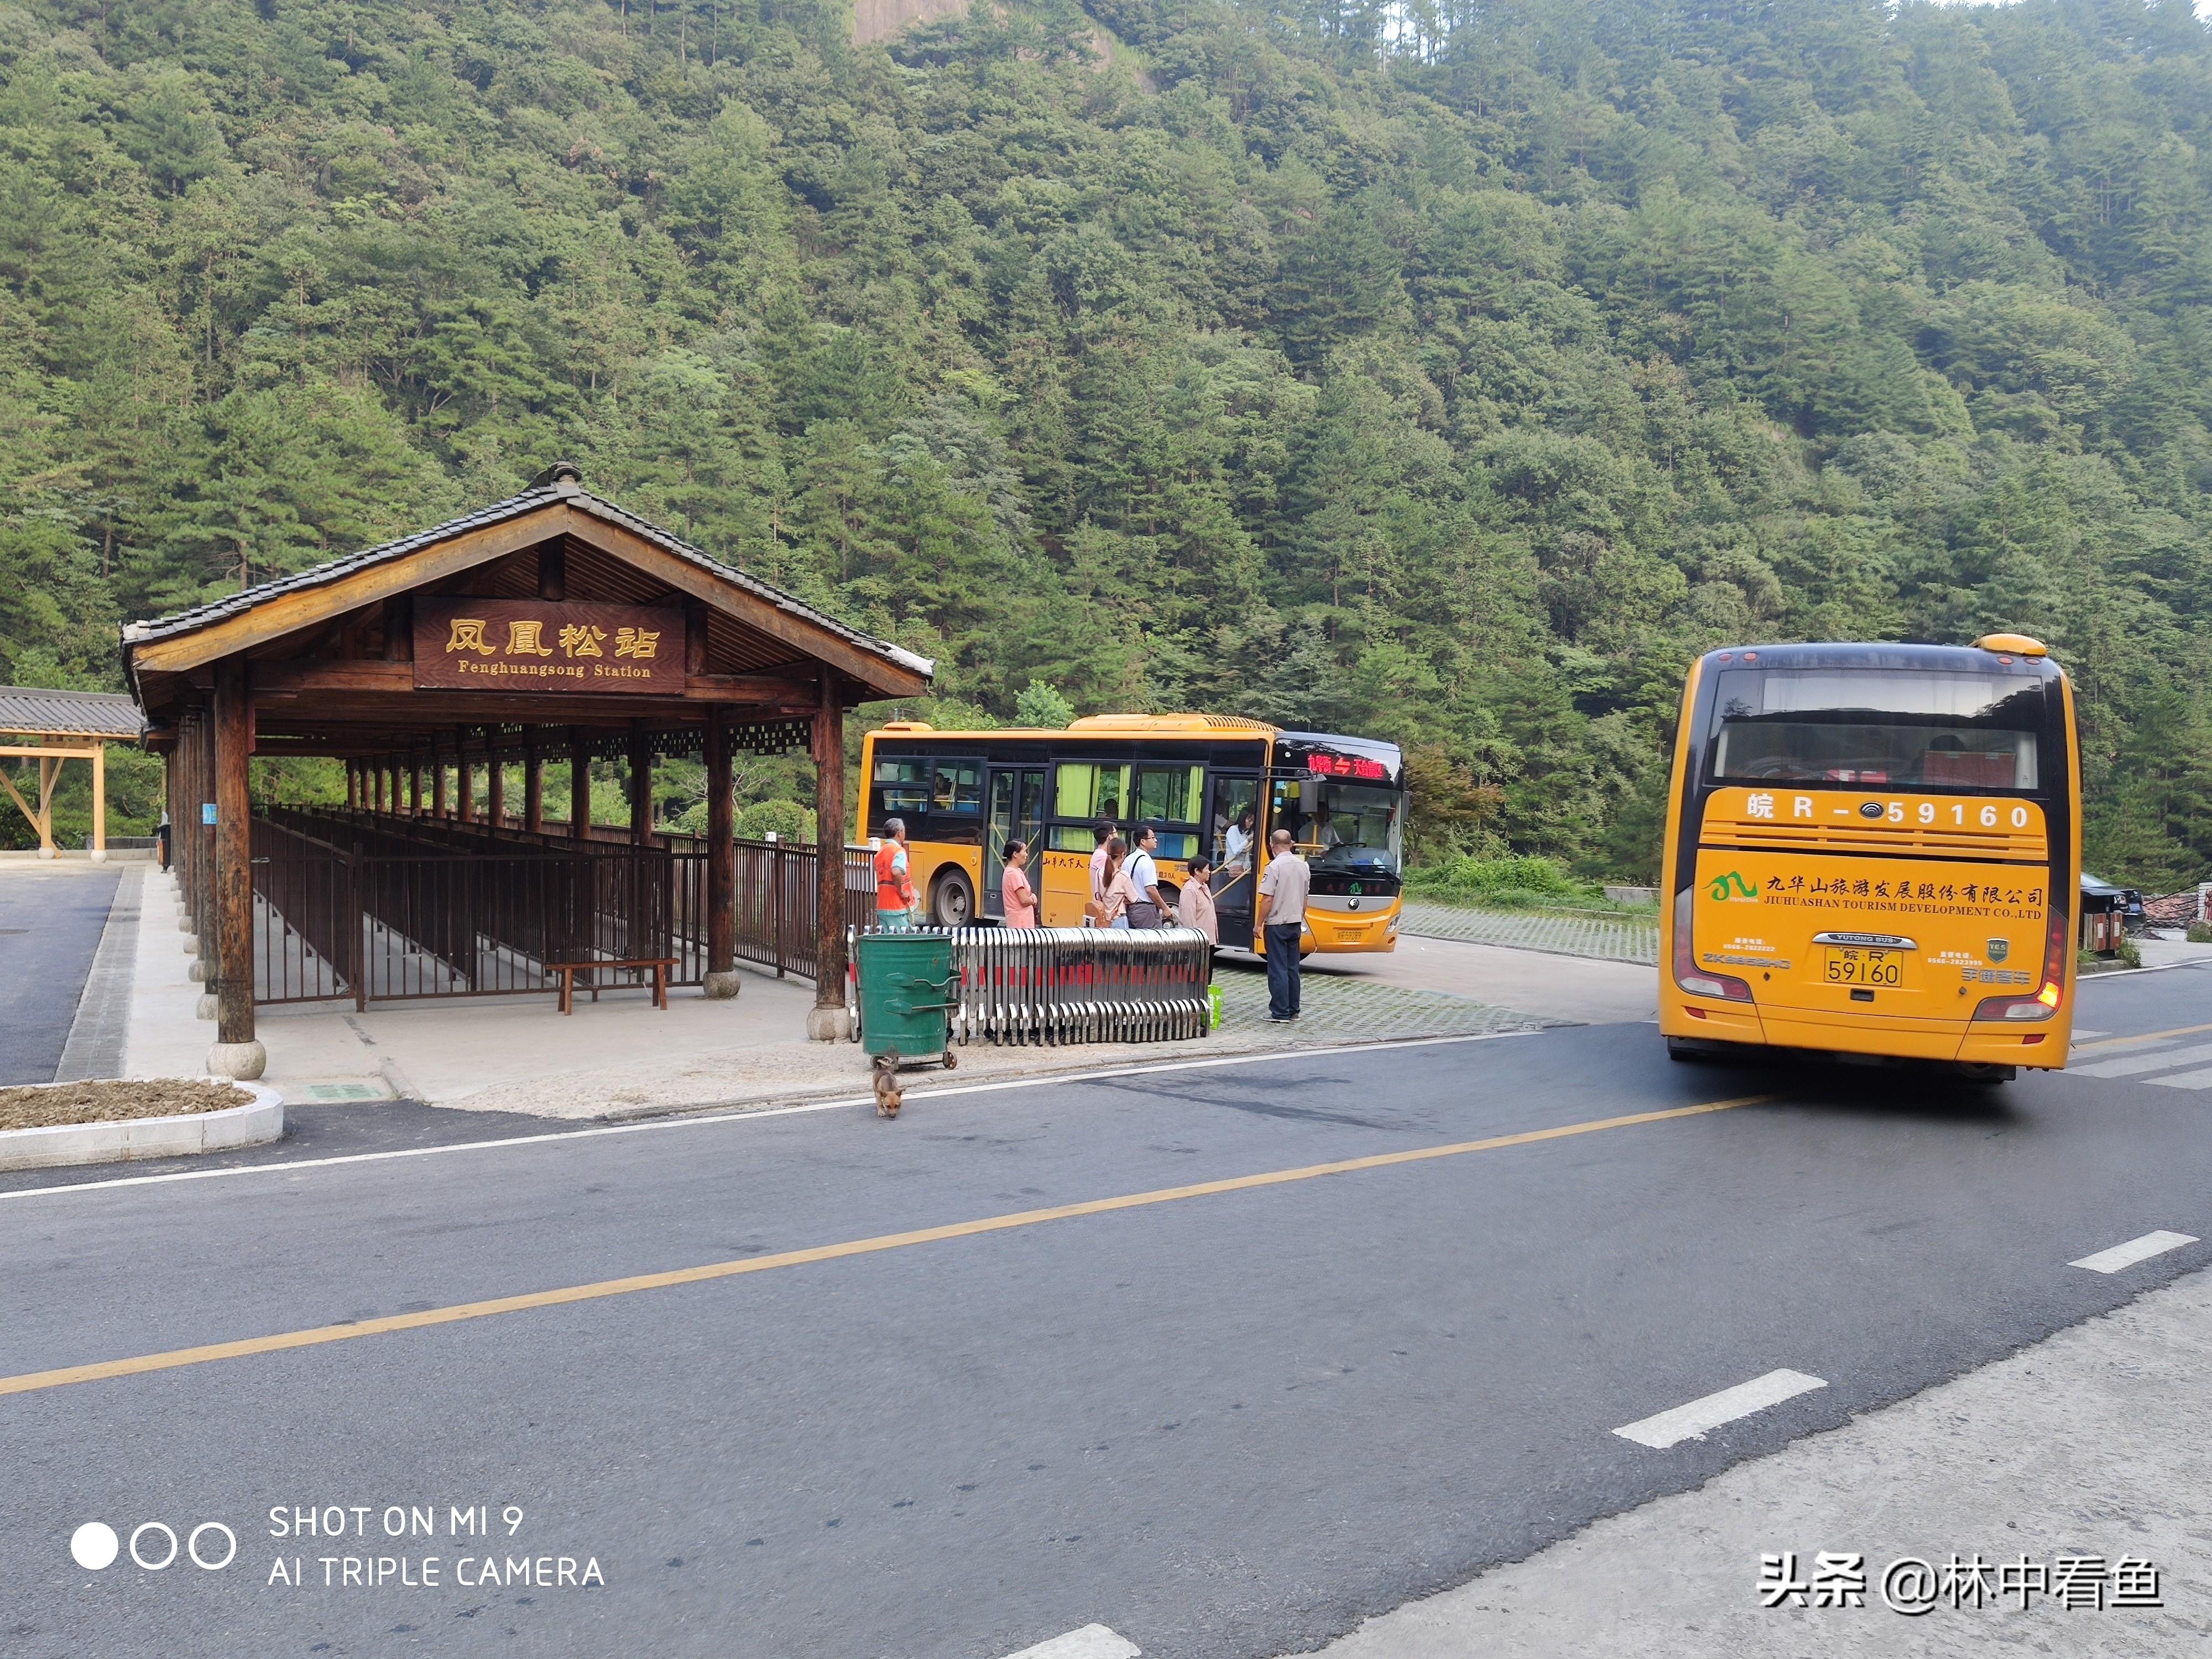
[
  {"x1": 1666, "y1": 1037, "x2": 1705, "y2": 1063},
  {"x1": 931, "y1": 869, "x2": 975, "y2": 928}
]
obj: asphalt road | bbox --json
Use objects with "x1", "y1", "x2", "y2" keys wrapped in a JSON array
[
  {"x1": 4, "y1": 963, "x2": 2209, "y2": 1658},
  {"x1": 0, "y1": 865, "x2": 119, "y2": 1087}
]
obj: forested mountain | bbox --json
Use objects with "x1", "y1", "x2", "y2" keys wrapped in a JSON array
[{"x1": 3, "y1": 0, "x2": 2211, "y2": 881}]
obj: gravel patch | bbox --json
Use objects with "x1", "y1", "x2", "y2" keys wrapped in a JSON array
[{"x1": 0, "y1": 1079, "x2": 252, "y2": 1131}]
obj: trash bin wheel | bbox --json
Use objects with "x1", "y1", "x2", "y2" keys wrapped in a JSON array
[{"x1": 942, "y1": 1050, "x2": 957, "y2": 1071}]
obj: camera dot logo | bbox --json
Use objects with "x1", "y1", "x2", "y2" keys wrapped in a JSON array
[{"x1": 70, "y1": 1522, "x2": 119, "y2": 1571}]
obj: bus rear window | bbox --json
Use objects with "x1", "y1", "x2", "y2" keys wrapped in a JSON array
[{"x1": 1707, "y1": 670, "x2": 2042, "y2": 790}]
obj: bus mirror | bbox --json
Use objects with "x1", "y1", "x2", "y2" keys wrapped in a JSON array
[{"x1": 1300, "y1": 779, "x2": 1320, "y2": 815}]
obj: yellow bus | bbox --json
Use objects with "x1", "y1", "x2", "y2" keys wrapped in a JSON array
[
  {"x1": 855, "y1": 714, "x2": 1406, "y2": 954},
  {"x1": 1659, "y1": 635, "x2": 2079, "y2": 1081}
]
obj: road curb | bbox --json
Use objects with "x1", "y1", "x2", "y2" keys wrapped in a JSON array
[{"x1": 0, "y1": 1081, "x2": 283, "y2": 1171}]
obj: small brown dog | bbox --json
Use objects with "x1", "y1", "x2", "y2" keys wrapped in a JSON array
[{"x1": 872, "y1": 1052, "x2": 903, "y2": 1119}]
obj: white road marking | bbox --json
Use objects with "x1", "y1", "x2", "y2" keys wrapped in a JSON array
[
  {"x1": 2069, "y1": 1231, "x2": 2199, "y2": 1274},
  {"x1": 1614, "y1": 1370, "x2": 1828, "y2": 1450},
  {"x1": 0, "y1": 1029, "x2": 1543, "y2": 1204},
  {"x1": 1000, "y1": 1625, "x2": 1140, "y2": 1659},
  {"x1": 2071, "y1": 1041, "x2": 2212, "y2": 1079},
  {"x1": 2070, "y1": 1029, "x2": 2109, "y2": 1042},
  {"x1": 2148, "y1": 1068, "x2": 2212, "y2": 1090}
]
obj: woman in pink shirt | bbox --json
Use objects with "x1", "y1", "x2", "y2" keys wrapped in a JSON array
[
  {"x1": 1001, "y1": 839, "x2": 1037, "y2": 927},
  {"x1": 1175, "y1": 853, "x2": 1219, "y2": 943}
]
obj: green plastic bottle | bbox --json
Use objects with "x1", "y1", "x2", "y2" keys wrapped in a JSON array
[{"x1": 1208, "y1": 983, "x2": 1223, "y2": 1031}]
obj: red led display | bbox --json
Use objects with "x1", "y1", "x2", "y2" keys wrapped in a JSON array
[{"x1": 1305, "y1": 753, "x2": 1389, "y2": 781}]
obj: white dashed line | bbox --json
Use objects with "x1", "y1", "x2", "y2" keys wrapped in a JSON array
[
  {"x1": 2147, "y1": 1068, "x2": 2212, "y2": 1090},
  {"x1": 1000, "y1": 1625, "x2": 1141, "y2": 1659},
  {"x1": 1613, "y1": 1369, "x2": 1828, "y2": 1450},
  {"x1": 2071, "y1": 1041, "x2": 2212, "y2": 1079},
  {"x1": 2069, "y1": 1230, "x2": 2199, "y2": 1274}
]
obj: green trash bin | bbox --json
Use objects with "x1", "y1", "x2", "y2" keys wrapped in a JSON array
[{"x1": 855, "y1": 930, "x2": 958, "y2": 1070}]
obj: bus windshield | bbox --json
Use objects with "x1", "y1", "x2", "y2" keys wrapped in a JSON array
[
  {"x1": 1280, "y1": 781, "x2": 1403, "y2": 872},
  {"x1": 1705, "y1": 669, "x2": 2043, "y2": 791}
]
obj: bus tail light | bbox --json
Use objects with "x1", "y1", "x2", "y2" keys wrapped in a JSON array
[
  {"x1": 1673, "y1": 886, "x2": 1752, "y2": 1002},
  {"x1": 1973, "y1": 908, "x2": 2070, "y2": 1022}
]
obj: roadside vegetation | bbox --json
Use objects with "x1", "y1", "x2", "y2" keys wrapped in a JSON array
[{"x1": 3, "y1": 0, "x2": 2211, "y2": 894}]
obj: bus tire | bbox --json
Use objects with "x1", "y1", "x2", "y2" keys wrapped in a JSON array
[
  {"x1": 1666, "y1": 1037, "x2": 1705, "y2": 1063},
  {"x1": 1955, "y1": 1062, "x2": 2016, "y2": 1085},
  {"x1": 931, "y1": 869, "x2": 975, "y2": 929}
]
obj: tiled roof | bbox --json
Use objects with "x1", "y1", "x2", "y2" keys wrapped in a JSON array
[
  {"x1": 0, "y1": 686, "x2": 145, "y2": 739},
  {"x1": 119, "y1": 478, "x2": 934, "y2": 687},
  {"x1": 2142, "y1": 890, "x2": 2204, "y2": 927}
]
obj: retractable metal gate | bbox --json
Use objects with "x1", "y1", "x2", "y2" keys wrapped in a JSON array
[{"x1": 938, "y1": 926, "x2": 1213, "y2": 1046}]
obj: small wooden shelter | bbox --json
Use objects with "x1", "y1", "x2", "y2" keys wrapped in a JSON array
[
  {"x1": 0, "y1": 686, "x2": 144, "y2": 858},
  {"x1": 123, "y1": 465, "x2": 930, "y2": 1074}
]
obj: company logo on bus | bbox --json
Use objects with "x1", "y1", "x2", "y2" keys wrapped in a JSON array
[{"x1": 1306, "y1": 754, "x2": 1389, "y2": 780}]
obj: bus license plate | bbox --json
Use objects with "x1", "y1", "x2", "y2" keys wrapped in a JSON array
[{"x1": 1824, "y1": 947, "x2": 1905, "y2": 987}]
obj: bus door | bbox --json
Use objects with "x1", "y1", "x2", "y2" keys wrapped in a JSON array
[
  {"x1": 984, "y1": 765, "x2": 1047, "y2": 919},
  {"x1": 1209, "y1": 772, "x2": 1261, "y2": 944}
]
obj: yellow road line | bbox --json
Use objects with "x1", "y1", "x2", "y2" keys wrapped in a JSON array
[
  {"x1": 2072, "y1": 1021, "x2": 2212, "y2": 1055},
  {"x1": 0, "y1": 1093, "x2": 1774, "y2": 1400}
]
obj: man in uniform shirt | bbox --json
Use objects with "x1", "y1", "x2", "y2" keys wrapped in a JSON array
[{"x1": 1257, "y1": 828, "x2": 1310, "y2": 1021}]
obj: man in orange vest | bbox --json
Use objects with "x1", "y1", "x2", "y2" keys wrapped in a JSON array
[{"x1": 875, "y1": 816, "x2": 920, "y2": 931}]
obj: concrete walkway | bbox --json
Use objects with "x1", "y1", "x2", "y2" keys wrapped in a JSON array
[
  {"x1": 1400, "y1": 899, "x2": 1659, "y2": 964},
  {"x1": 1308, "y1": 932, "x2": 1657, "y2": 1026}
]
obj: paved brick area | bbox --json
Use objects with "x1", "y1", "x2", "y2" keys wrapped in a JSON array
[
  {"x1": 1209, "y1": 958, "x2": 1554, "y2": 1045},
  {"x1": 1398, "y1": 900, "x2": 1658, "y2": 966}
]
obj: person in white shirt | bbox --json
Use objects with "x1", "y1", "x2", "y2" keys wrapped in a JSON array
[
  {"x1": 1311, "y1": 804, "x2": 1343, "y2": 850},
  {"x1": 1224, "y1": 810, "x2": 1255, "y2": 870},
  {"x1": 1125, "y1": 825, "x2": 1167, "y2": 927}
]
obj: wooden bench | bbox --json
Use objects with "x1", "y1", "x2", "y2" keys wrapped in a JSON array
[{"x1": 545, "y1": 958, "x2": 679, "y2": 1015}]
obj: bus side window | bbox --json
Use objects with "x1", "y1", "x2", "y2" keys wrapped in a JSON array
[
  {"x1": 874, "y1": 757, "x2": 931, "y2": 825},
  {"x1": 933, "y1": 759, "x2": 982, "y2": 815}
]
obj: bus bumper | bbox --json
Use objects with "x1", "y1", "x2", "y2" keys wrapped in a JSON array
[
  {"x1": 1305, "y1": 911, "x2": 1400, "y2": 952},
  {"x1": 1663, "y1": 999, "x2": 2067, "y2": 1071}
]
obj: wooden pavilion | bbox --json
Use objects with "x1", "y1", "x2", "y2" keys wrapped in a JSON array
[
  {"x1": 122, "y1": 464, "x2": 931, "y2": 1078},
  {"x1": 0, "y1": 686, "x2": 144, "y2": 858}
]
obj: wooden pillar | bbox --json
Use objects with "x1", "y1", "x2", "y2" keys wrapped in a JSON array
[
  {"x1": 524, "y1": 729, "x2": 545, "y2": 834},
  {"x1": 809, "y1": 674, "x2": 848, "y2": 1034},
  {"x1": 457, "y1": 732, "x2": 475, "y2": 825},
  {"x1": 487, "y1": 731, "x2": 505, "y2": 829},
  {"x1": 704, "y1": 707, "x2": 737, "y2": 997},
  {"x1": 431, "y1": 738, "x2": 448, "y2": 818},
  {"x1": 346, "y1": 761, "x2": 357, "y2": 811},
  {"x1": 372, "y1": 758, "x2": 385, "y2": 815},
  {"x1": 629, "y1": 724, "x2": 653, "y2": 846},
  {"x1": 409, "y1": 752, "x2": 423, "y2": 816},
  {"x1": 211, "y1": 659, "x2": 260, "y2": 1070},
  {"x1": 90, "y1": 742, "x2": 107, "y2": 861},
  {"x1": 569, "y1": 727, "x2": 590, "y2": 840}
]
